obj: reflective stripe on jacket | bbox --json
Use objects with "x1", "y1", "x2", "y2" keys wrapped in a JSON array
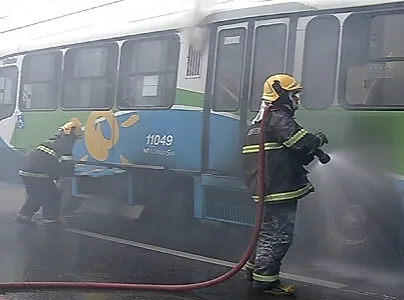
[
  {"x1": 19, "y1": 134, "x2": 76, "y2": 180},
  {"x1": 242, "y1": 107, "x2": 321, "y2": 202}
]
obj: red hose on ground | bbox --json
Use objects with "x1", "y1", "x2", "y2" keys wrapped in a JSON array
[{"x1": 0, "y1": 107, "x2": 270, "y2": 293}]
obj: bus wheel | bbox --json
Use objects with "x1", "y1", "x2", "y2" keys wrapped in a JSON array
[
  {"x1": 317, "y1": 170, "x2": 401, "y2": 268},
  {"x1": 327, "y1": 202, "x2": 368, "y2": 246}
]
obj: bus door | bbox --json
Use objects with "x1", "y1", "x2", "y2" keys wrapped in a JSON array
[
  {"x1": 204, "y1": 22, "x2": 250, "y2": 177},
  {"x1": 204, "y1": 18, "x2": 292, "y2": 177}
]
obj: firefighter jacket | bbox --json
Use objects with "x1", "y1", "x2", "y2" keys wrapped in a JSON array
[
  {"x1": 19, "y1": 133, "x2": 77, "y2": 180},
  {"x1": 242, "y1": 107, "x2": 322, "y2": 203}
]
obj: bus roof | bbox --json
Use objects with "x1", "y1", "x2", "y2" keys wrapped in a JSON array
[
  {"x1": 0, "y1": 0, "x2": 403, "y2": 57},
  {"x1": 208, "y1": 0, "x2": 404, "y2": 23}
]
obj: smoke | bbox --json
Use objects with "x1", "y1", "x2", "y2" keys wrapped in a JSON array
[{"x1": 182, "y1": 0, "x2": 214, "y2": 51}]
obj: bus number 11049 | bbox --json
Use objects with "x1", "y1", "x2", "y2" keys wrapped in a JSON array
[{"x1": 146, "y1": 134, "x2": 174, "y2": 146}]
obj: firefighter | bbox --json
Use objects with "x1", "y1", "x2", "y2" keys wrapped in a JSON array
[
  {"x1": 241, "y1": 74, "x2": 328, "y2": 296},
  {"x1": 16, "y1": 118, "x2": 83, "y2": 226}
]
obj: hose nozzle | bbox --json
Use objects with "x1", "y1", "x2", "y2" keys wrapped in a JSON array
[{"x1": 314, "y1": 149, "x2": 331, "y2": 164}]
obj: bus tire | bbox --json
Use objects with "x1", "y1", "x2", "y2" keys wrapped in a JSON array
[{"x1": 309, "y1": 168, "x2": 401, "y2": 268}]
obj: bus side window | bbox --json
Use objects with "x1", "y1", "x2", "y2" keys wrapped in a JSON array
[
  {"x1": 301, "y1": 16, "x2": 340, "y2": 110},
  {"x1": 0, "y1": 66, "x2": 18, "y2": 120},
  {"x1": 212, "y1": 28, "x2": 246, "y2": 112},
  {"x1": 340, "y1": 12, "x2": 404, "y2": 108},
  {"x1": 250, "y1": 24, "x2": 287, "y2": 112},
  {"x1": 19, "y1": 51, "x2": 62, "y2": 111},
  {"x1": 117, "y1": 34, "x2": 180, "y2": 109},
  {"x1": 62, "y1": 42, "x2": 118, "y2": 110}
]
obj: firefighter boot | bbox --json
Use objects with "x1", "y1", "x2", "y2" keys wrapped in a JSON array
[
  {"x1": 42, "y1": 217, "x2": 67, "y2": 227},
  {"x1": 253, "y1": 280, "x2": 296, "y2": 296},
  {"x1": 16, "y1": 214, "x2": 37, "y2": 226}
]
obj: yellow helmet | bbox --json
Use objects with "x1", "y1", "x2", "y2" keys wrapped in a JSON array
[
  {"x1": 261, "y1": 74, "x2": 302, "y2": 102},
  {"x1": 60, "y1": 117, "x2": 83, "y2": 139}
]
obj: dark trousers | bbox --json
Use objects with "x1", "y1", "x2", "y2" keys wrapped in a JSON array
[
  {"x1": 19, "y1": 176, "x2": 62, "y2": 220},
  {"x1": 246, "y1": 200, "x2": 298, "y2": 287}
]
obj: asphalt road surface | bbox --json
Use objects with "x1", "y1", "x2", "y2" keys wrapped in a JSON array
[{"x1": 0, "y1": 182, "x2": 402, "y2": 300}]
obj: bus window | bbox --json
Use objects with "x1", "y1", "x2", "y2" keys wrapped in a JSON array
[
  {"x1": 212, "y1": 28, "x2": 246, "y2": 112},
  {"x1": 19, "y1": 51, "x2": 62, "y2": 111},
  {"x1": 117, "y1": 34, "x2": 180, "y2": 109},
  {"x1": 250, "y1": 24, "x2": 287, "y2": 112},
  {"x1": 0, "y1": 66, "x2": 18, "y2": 120},
  {"x1": 340, "y1": 12, "x2": 404, "y2": 108},
  {"x1": 301, "y1": 16, "x2": 339, "y2": 110},
  {"x1": 62, "y1": 42, "x2": 118, "y2": 110}
]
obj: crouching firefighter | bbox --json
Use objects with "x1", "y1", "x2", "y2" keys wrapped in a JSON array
[
  {"x1": 16, "y1": 118, "x2": 83, "y2": 225},
  {"x1": 241, "y1": 74, "x2": 328, "y2": 296}
]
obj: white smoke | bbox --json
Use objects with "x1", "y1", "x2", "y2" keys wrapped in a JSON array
[{"x1": 182, "y1": 0, "x2": 214, "y2": 51}]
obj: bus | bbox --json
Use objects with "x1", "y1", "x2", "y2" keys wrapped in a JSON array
[{"x1": 0, "y1": 0, "x2": 403, "y2": 273}]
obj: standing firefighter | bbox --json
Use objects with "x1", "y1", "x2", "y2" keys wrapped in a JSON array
[
  {"x1": 16, "y1": 118, "x2": 83, "y2": 226},
  {"x1": 242, "y1": 74, "x2": 328, "y2": 296}
]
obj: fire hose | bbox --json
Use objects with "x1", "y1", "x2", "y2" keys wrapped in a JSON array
[
  {"x1": 0, "y1": 107, "x2": 270, "y2": 293},
  {"x1": 0, "y1": 105, "x2": 329, "y2": 293}
]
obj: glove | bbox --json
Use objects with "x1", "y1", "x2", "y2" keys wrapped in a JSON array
[
  {"x1": 315, "y1": 132, "x2": 328, "y2": 147},
  {"x1": 301, "y1": 154, "x2": 315, "y2": 166}
]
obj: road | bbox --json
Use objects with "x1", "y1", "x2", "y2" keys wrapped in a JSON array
[{"x1": 0, "y1": 182, "x2": 402, "y2": 300}]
